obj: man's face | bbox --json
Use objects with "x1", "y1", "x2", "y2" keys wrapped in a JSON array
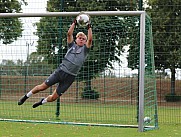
[{"x1": 76, "y1": 35, "x2": 87, "y2": 46}]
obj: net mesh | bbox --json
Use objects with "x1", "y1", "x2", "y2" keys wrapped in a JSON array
[{"x1": 0, "y1": 13, "x2": 158, "y2": 130}]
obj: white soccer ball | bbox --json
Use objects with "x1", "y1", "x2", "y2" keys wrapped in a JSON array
[
  {"x1": 76, "y1": 13, "x2": 90, "y2": 27},
  {"x1": 144, "y1": 117, "x2": 151, "y2": 123}
]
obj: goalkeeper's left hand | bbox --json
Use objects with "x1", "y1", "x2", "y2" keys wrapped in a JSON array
[{"x1": 87, "y1": 22, "x2": 91, "y2": 30}]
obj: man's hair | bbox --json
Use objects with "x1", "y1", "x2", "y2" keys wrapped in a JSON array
[{"x1": 76, "y1": 32, "x2": 87, "y2": 40}]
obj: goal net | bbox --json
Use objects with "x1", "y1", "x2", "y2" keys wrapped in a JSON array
[{"x1": 0, "y1": 11, "x2": 158, "y2": 132}]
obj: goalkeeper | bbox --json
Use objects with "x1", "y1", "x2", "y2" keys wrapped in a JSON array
[{"x1": 18, "y1": 17, "x2": 92, "y2": 108}]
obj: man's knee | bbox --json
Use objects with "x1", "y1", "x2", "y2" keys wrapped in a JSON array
[
  {"x1": 48, "y1": 94, "x2": 58, "y2": 102},
  {"x1": 37, "y1": 83, "x2": 49, "y2": 91},
  {"x1": 52, "y1": 90, "x2": 59, "y2": 101}
]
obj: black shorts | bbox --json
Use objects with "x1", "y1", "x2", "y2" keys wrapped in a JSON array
[{"x1": 45, "y1": 69, "x2": 75, "y2": 96}]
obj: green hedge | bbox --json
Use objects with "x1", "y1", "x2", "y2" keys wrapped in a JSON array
[{"x1": 165, "y1": 93, "x2": 181, "y2": 102}]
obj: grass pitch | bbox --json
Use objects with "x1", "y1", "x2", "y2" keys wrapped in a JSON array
[{"x1": 0, "y1": 121, "x2": 181, "y2": 137}]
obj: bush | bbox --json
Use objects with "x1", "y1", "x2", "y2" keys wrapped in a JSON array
[
  {"x1": 81, "y1": 90, "x2": 100, "y2": 99},
  {"x1": 164, "y1": 93, "x2": 181, "y2": 102}
]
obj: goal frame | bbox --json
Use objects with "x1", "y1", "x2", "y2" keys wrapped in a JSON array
[{"x1": 0, "y1": 11, "x2": 149, "y2": 132}]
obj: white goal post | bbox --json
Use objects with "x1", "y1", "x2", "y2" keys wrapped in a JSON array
[{"x1": 0, "y1": 11, "x2": 147, "y2": 132}]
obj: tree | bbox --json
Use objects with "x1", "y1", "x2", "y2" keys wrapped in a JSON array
[
  {"x1": 146, "y1": 0, "x2": 181, "y2": 96},
  {"x1": 0, "y1": 0, "x2": 27, "y2": 44},
  {"x1": 35, "y1": 0, "x2": 139, "y2": 99},
  {"x1": 27, "y1": 52, "x2": 54, "y2": 76}
]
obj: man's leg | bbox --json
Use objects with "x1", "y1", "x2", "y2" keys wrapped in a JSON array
[
  {"x1": 32, "y1": 73, "x2": 75, "y2": 108},
  {"x1": 32, "y1": 89, "x2": 59, "y2": 108},
  {"x1": 18, "y1": 82, "x2": 49, "y2": 105}
]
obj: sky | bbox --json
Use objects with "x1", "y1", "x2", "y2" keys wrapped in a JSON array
[{"x1": 0, "y1": 0, "x2": 48, "y2": 62}]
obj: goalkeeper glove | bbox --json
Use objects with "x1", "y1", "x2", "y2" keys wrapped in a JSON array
[
  {"x1": 87, "y1": 23, "x2": 91, "y2": 30},
  {"x1": 73, "y1": 19, "x2": 77, "y2": 26}
]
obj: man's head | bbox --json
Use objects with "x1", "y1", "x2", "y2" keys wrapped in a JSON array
[{"x1": 75, "y1": 32, "x2": 87, "y2": 46}]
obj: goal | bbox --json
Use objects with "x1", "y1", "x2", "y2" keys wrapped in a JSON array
[{"x1": 0, "y1": 11, "x2": 158, "y2": 132}]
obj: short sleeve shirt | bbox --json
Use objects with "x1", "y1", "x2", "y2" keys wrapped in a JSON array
[{"x1": 60, "y1": 42, "x2": 90, "y2": 76}]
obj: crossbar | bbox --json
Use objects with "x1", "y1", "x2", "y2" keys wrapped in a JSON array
[{"x1": 0, "y1": 11, "x2": 145, "y2": 17}]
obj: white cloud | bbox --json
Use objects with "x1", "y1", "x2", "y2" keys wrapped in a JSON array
[
  {"x1": 0, "y1": 0, "x2": 48, "y2": 62},
  {"x1": 22, "y1": 0, "x2": 48, "y2": 13}
]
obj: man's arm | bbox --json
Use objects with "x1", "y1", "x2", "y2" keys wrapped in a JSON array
[
  {"x1": 67, "y1": 20, "x2": 76, "y2": 44},
  {"x1": 86, "y1": 24, "x2": 93, "y2": 48}
]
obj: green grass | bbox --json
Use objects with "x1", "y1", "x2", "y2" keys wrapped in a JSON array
[
  {"x1": 1, "y1": 101, "x2": 181, "y2": 127},
  {"x1": 2, "y1": 102, "x2": 180, "y2": 124},
  {"x1": 1, "y1": 101, "x2": 181, "y2": 136},
  {"x1": 0, "y1": 101, "x2": 139, "y2": 123},
  {"x1": 0, "y1": 121, "x2": 181, "y2": 137}
]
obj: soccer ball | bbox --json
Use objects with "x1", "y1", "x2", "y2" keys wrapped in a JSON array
[
  {"x1": 144, "y1": 117, "x2": 151, "y2": 123},
  {"x1": 76, "y1": 13, "x2": 90, "y2": 27}
]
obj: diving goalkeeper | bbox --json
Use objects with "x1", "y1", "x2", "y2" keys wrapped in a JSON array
[{"x1": 18, "y1": 17, "x2": 92, "y2": 108}]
